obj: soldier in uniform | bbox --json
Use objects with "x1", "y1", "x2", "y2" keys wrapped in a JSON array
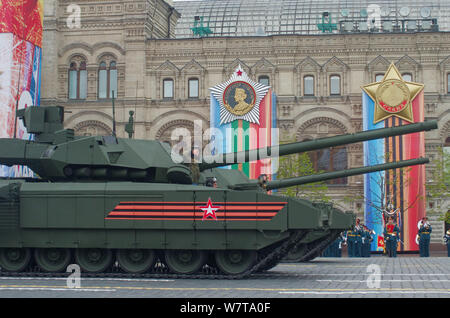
[
  {"x1": 322, "y1": 242, "x2": 332, "y2": 257},
  {"x1": 444, "y1": 230, "x2": 450, "y2": 257},
  {"x1": 418, "y1": 217, "x2": 432, "y2": 257},
  {"x1": 362, "y1": 226, "x2": 374, "y2": 257},
  {"x1": 336, "y1": 232, "x2": 345, "y2": 258},
  {"x1": 361, "y1": 225, "x2": 368, "y2": 257},
  {"x1": 332, "y1": 236, "x2": 341, "y2": 257},
  {"x1": 384, "y1": 216, "x2": 400, "y2": 257},
  {"x1": 346, "y1": 229, "x2": 355, "y2": 257},
  {"x1": 368, "y1": 229, "x2": 376, "y2": 257},
  {"x1": 354, "y1": 219, "x2": 363, "y2": 257}
]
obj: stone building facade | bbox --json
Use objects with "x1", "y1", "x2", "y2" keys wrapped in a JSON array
[{"x1": 41, "y1": 0, "x2": 450, "y2": 242}]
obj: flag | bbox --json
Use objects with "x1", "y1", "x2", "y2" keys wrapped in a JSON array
[
  {"x1": 0, "y1": 0, "x2": 43, "y2": 178},
  {"x1": 362, "y1": 63, "x2": 425, "y2": 252}
]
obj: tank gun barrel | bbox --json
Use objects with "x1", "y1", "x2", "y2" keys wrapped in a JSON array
[
  {"x1": 229, "y1": 157, "x2": 430, "y2": 191},
  {"x1": 200, "y1": 121, "x2": 437, "y2": 171}
]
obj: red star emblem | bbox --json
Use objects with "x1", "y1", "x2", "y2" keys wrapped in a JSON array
[
  {"x1": 200, "y1": 198, "x2": 221, "y2": 221},
  {"x1": 236, "y1": 70, "x2": 243, "y2": 76}
]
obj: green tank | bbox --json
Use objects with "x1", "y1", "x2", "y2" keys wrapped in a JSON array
[{"x1": 0, "y1": 106, "x2": 437, "y2": 277}]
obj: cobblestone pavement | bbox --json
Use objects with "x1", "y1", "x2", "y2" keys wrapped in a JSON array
[{"x1": 0, "y1": 257, "x2": 448, "y2": 298}]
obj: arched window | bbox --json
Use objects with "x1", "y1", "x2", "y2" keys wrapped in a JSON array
[
  {"x1": 188, "y1": 78, "x2": 199, "y2": 98},
  {"x1": 258, "y1": 75, "x2": 270, "y2": 86},
  {"x1": 308, "y1": 146, "x2": 348, "y2": 185},
  {"x1": 68, "y1": 61, "x2": 87, "y2": 99},
  {"x1": 375, "y1": 73, "x2": 384, "y2": 82},
  {"x1": 98, "y1": 60, "x2": 118, "y2": 99},
  {"x1": 402, "y1": 73, "x2": 412, "y2": 81},
  {"x1": 110, "y1": 61, "x2": 118, "y2": 97},
  {"x1": 163, "y1": 78, "x2": 174, "y2": 99},
  {"x1": 303, "y1": 75, "x2": 314, "y2": 96},
  {"x1": 330, "y1": 75, "x2": 341, "y2": 96}
]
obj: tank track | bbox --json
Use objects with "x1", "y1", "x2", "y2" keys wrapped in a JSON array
[
  {"x1": 0, "y1": 231, "x2": 308, "y2": 280},
  {"x1": 285, "y1": 230, "x2": 341, "y2": 263}
]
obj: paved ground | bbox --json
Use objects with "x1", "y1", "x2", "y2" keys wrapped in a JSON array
[{"x1": 0, "y1": 256, "x2": 448, "y2": 298}]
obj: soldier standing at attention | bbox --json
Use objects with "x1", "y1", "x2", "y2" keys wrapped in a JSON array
[
  {"x1": 332, "y1": 237, "x2": 341, "y2": 257},
  {"x1": 418, "y1": 217, "x2": 432, "y2": 257},
  {"x1": 361, "y1": 226, "x2": 373, "y2": 257},
  {"x1": 384, "y1": 216, "x2": 400, "y2": 258},
  {"x1": 346, "y1": 229, "x2": 355, "y2": 257},
  {"x1": 367, "y1": 228, "x2": 374, "y2": 258},
  {"x1": 337, "y1": 233, "x2": 345, "y2": 257},
  {"x1": 360, "y1": 225, "x2": 367, "y2": 257},
  {"x1": 444, "y1": 230, "x2": 450, "y2": 257},
  {"x1": 322, "y1": 242, "x2": 332, "y2": 257},
  {"x1": 354, "y1": 219, "x2": 363, "y2": 257}
]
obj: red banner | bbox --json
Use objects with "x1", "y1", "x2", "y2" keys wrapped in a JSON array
[
  {"x1": 0, "y1": 0, "x2": 43, "y2": 47},
  {"x1": 377, "y1": 236, "x2": 385, "y2": 249}
]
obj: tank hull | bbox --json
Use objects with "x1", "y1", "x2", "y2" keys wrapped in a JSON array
[{"x1": 0, "y1": 179, "x2": 353, "y2": 275}]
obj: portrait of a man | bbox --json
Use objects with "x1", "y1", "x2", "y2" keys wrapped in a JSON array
[{"x1": 223, "y1": 82, "x2": 256, "y2": 116}]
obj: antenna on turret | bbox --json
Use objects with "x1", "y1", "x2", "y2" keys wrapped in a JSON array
[{"x1": 112, "y1": 90, "x2": 116, "y2": 137}]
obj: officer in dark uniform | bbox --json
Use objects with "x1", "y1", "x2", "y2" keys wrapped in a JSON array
[
  {"x1": 322, "y1": 242, "x2": 332, "y2": 257},
  {"x1": 332, "y1": 236, "x2": 341, "y2": 257},
  {"x1": 354, "y1": 219, "x2": 363, "y2": 257},
  {"x1": 444, "y1": 230, "x2": 450, "y2": 257},
  {"x1": 418, "y1": 217, "x2": 432, "y2": 257},
  {"x1": 346, "y1": 229, "x2": 355, "y2": 257},
  {"x1": 362, "y1": 226, "x2": 374, "y2": 257},
  {"x1": 323, "y1": 236, "x2": 341, "y2": 257},
  {"x1": 336, "y1": 233, "x2": 345, "y2": 258},
  {"x1": 384, "y1": 216, "x2": 400, "y2": 257},
  {"x1": 367, "y1": 229, "x2": 375, "y2": 257},
  {"x1": 361, "y1": 225, "x2": 368, "y2": 257}
]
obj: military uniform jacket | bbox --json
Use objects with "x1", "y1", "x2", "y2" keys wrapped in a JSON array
[
  {"x1": 418, "y1": 224, "x2": 432, "y2": 241},
  {"x1": 346, "y1": 230, "x2": 354, "y2": 243},
  {"x1": 354, "y1": 226, "x2": 363, "y2": 242},
  {"x1": 384, "y1": 224, "x2": 400, "y2": 241},
  {"x1": 366, "y1": 231, "x2": 374, "y2": 244}
]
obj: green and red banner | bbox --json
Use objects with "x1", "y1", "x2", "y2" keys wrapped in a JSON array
[{"x1": 210, "y1": 65, "x2": 278, "y2": 179}]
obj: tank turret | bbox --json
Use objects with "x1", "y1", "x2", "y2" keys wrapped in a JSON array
[
  {"x1": 0, "y1": 106, "x2": 191, "y2": 183},
  {"x1": 0, "y1": 106, "x2": 438, "y2": 188}
]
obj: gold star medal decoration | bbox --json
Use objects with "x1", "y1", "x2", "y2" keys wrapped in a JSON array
[{"x1": 362, "y1": 63, "x2": 424, "y2": 124}]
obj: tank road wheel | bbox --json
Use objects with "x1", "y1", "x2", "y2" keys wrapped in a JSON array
[
  {"x1": 75, "y1": 248, "x2": 113, "y2": 273},
  {"x1": 214, "y1": 250, "x2": 257, "y2": 276},
  {"x1": 0, "y1": 248, "x2": 31, "y2": 272},
  {"x1": 117, "y1": 249, "x2": 156, "y2": 274},
  {"x1": 34, "y1": 248, "x2": 72, "y2": 273},
  {"x1": 164, "y1": 250, "x2": 206, "y2": 275}
]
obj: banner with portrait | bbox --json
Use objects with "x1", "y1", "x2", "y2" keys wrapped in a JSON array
[{"x1": 210, "y1": 65, "x2": 278, "y2": 179}]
